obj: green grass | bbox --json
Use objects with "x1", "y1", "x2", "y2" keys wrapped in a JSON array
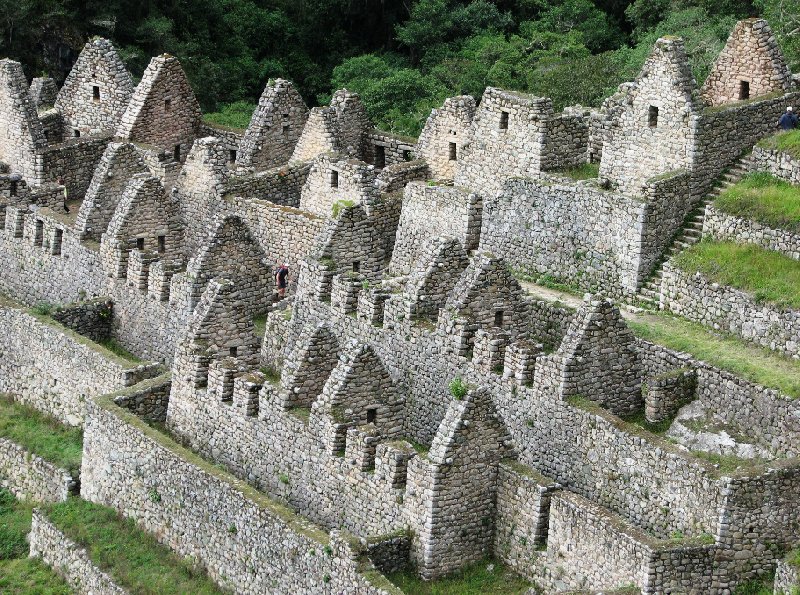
[
  {"x1": 202, "y1": 100, "x2": 256, "y2": 131},
  {"x1": 714, "y1": 172, "x2": 800, "y2": 232},
  {"x1": 674, "y1": 240, "x2": 800, "y2": 309},
  {"x1": 553, "y1": 162, "x2": 600, "y2": 180},
  {"x1": 0, "y1": 489, "x2": 71, "y2": 594},
  {"x1": 758, "y1": 128, "x2": 800, "y2": 160},
  {"x1": 388, "y1": 560, "x2": 531, "y2": 594},
  {"x1": 691, "y1": 451, "x2": 769, "y2": 474},
  {"x1": 46, "y1": 497, "x2": 223, "y2": 594},
  {"x1": 0, "y1": 395, "x2": 83, "y2": 476},
  {"x1": 628, "y1": 313, "x2": 800, "y2": 399},
  {"x1": 0, "y1": 559, "x2": 72, "y2": 594},
  {"x1": 620, "y1": 410, "x2": 674, "y2": 435},
  {"x1": 253, "y1": 314, "x2": 267, "y2": 338},
  {"x1": 97, "y1": 337, "x2": 142, "y2": 363},
  {"x1": 733, "y1": 577, "x2": 776, "y2": 595}
]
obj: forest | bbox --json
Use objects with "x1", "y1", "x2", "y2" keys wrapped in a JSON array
[{"x1": 1, "y1": 0, "x2": 798, "y2": 135}]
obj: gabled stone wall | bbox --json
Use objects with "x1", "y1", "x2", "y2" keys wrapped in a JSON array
[
  {"x1": 54, "y1": 37, "x2": 134, "y2": 137},
  {"x1": 416, "y1": 95, "x2": 475, "y2": 181}
]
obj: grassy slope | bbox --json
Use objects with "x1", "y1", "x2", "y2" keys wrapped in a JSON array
[
  {"x1": 758, "y1": 129, "x2": 800, "y2": 160},
  {"x1": 0, "y1": 395, "x2": 83, "y2": 476},
  {"x1": 388, "y1": 560, "x2": 531, "y2": 594},
  {"x1": 203, "y1": 100, "x2": 256, "y2": 131},
  {"x1": 46, "y1": 497, "x2": 223, "y2": 594},
  {"x1": 0, "y1": 490, "x2": 71, "y2": 594},
  {"x1": 714, "y1": 172, "x2": 800, "y2": 232},
  {"x1": 674, "y1": 240, "x2": 800, "y2": 309},
  {"x1": 628, "y1": 313, "x2": 800, "y2": 398}
]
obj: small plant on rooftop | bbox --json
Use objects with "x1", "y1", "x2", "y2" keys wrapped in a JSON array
[
  {"x1": 331, "y1": 199, "x2": 355, "y2": 218},
  {"x1": 449, "y1": 377, "x2": 469, "y2": 400},
  {"x1": 30, "y1": 301, "x2": 55, "y2": 316}
]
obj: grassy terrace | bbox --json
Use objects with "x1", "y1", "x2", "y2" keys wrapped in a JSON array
[
  {"x1": 551, "y1": 162, "x2": 600, "y2": 181},
  {"x1": 0, "y1": 395, "x2": 83, "y2": 476},
  {"x1": 674, "y1": 240, "x2": 800, "y2": 309},
  {"x1": 45, "y1": 497, "x2": 223, "y2": 594},
  {"x1": 0, "y1": 489, "x2": 71, "y2": 594},
  {"x1": 628, "y1": 313, "x2": 800, "y2": 399},
  {"x1": 714, "y1": 172, "x2": 800, "y2": 232},
  {"x1": 203, "y1": 100, "x2": 255, "y2": 131},
  {"x1": 758, "y1": 129, "x2": 800, "y2": 160},
  {"x1": 388, "y1": 560, "x2": 531, "y2": 594}
]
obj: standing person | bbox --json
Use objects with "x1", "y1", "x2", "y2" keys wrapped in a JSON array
[
  {"x1": 275, "y1": 263, "x2": 289, "y2": 299},
  {"x1": 777, "y1": 107, "x2": 798, "y2": 131},
  {"x1": 57, "y1": 177, "x2": 69, "y2": 213}
]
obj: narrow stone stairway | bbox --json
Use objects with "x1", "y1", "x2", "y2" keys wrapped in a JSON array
[{"x1": 637, "y1": 155, "x2": 752, "y2": 307}]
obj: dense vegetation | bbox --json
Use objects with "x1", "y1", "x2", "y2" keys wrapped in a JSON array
[
  {"x1": 1, "y1": 0, "x2": 797, "y2": 135},
  {"x1": 0, "y1": 0, "x2": 800, "y2": 134}
]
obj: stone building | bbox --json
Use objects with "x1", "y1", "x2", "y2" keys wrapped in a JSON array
[{"x1": 0, "y1": 17, "x2": 798, "y2": 595}]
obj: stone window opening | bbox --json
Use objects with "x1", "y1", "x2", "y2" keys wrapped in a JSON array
[
  {"x1": 136, "y1": 237, "x2": 145, "y2": 251},
  {"x1": 499, "y1": 110, "x2": 509, "y2": 130},
  {"x1": 34, "y1": 220, "x2": 43, "y2": 247},
  {"x1": 330, "y1": 170, "x2": 339, "y2": 188},
  {"x1": 10, "y1": 180, "x2": 17, "y2": 197},
  {"x1": 157, "y1": 235, "x2": 166, "y2": 253},
  {"x1": 374, "y1": 145, "x2": 386, "y2": 169},
  {"x1": 52, "y1": 228, "x2": 63, "y2": 256},
  {"x1": 402, "y1": 150, "x2": 412, "y2": 162},
  {"x1": 92, "y1": 85, "x2": 100, "y2": 102},
  {"x1": 282, "y1": 124, "x2": 290, "y2": 138},
  {"x1": 0, "y1": 205, "x2": 5, "y2": 230},
  {"x1": 588, "y1": 151, "x2": 595, "y2": 164},
  {"x1": 739, "y1": 80, "x2": 750, "y2": 100},
  {"x1": 174, "y1": 144, "x2": 181, "y2": 162},
  {"x1": 449, "y1": 142, "x2": 457, "y2": 161},
  {"x1": 73, "y1": 129, "x2": 81, "y2": 138},
  {"x1": 366, "y1": 407, "x2": 377, "y2": 424},
  {"x1": 229, "y1": 149, "x2": 237, "y2": 164},
  {"x1": 352, "y1": 261, "x2": 360, "y2": 273},
  {"x1": 648, "y1": 106, "x2": 659, "y2": 128},
  {"x1": 229, "y1": 346, "x2": 238, "y2": 357},
  {"x1": 164, "y1": 98, "x2": 172, "y2": 112},
  {"x1": 494, "y1": 310, "x2": 504, "y2": 328}
]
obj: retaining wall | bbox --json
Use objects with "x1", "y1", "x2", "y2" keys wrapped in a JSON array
[{"x1": 0, "y1": 438, "x2": 75, "y2": 502}]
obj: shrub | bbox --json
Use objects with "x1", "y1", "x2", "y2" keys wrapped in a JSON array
[{"x1": 449, "y1": 377, "x2": 469, "y2": 400}]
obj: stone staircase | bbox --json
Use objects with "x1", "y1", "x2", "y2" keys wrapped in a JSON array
[{"x1": 637, "y1": 156, "x2": 752, "y2": 307}]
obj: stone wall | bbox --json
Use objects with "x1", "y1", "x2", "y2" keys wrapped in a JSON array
[
  {"x1": 237, "y1": 78, "x2": 308, "y2": 171},
  {"x1": 700, "y1": 19, "x2": 792, "y2": 107},
  {"x1": 116, "y1": 54, "x2": 202, "y2": 153},
  {"x1": 81, "y1": 395, "x2": 400, "y2": 594},
  {"x1": 35, "y1": 133, "x2": 111, "y2": 201},
  {"x1": 0, "y1": 206, "x2": 105, "y2": 306},
  {"x1": 224, "y1": 161, "x2": 311, "y2": 206},
  {"x1": 0, "y1": 59, "x2": 48, "y2": 183},
  {"x1": 661, "y1": 262, "x2": 800, "y2": 358},
  {"x1": 479, "y1": 178, "x2": 645, "y2": 295},
  {"x1": 112, "y1": 373, "x2": 171, "y2": 424},
  {"x1": 29, "y1": 510, "x2": 127, "y2": 594},
  {"x1": 415, "y1": 96, "x2": 475, "y2": 181},
  {"x1": 299, "y1": 155, "x2": 378, "y2": 219},
  {"x1": 75, "y1": 141, "x2": 149, "y2": 241},
  {"x1": 750, "y1": 144, "x2": 800, "y2": 185},
  {"x1": 54, "y1": 37, "x2": 134, "y2": 136},
  {"x1": 0, "y1": 301, "x2": 158, "y2": 426},
  {"x1": 774, "y1": 557, "x2": 800, "y2": 594},
  {"x1": 599, "y1": 37, "x2": 695, "y2": 196},
  {"x1": 703, "y1": 203, "x2": 800, "y2": 260},
  {"x1": 389, "y1": 182, "x2": 481, "y2": 276},
  {"x1": 365, "y1": 132, "x2": 416, "y2": 170},
  {"x1": 0, "y1": 437, "x2": 75, "y2": 503},
  {"x1": 50, "y1": 298, "x2": 112, "y2": 343}
]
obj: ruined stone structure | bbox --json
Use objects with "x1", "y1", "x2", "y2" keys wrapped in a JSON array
[{"x1": 1, "y1": 20, "x2": 800, "y2": 594}]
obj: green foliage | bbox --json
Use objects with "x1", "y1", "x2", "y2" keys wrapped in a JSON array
[
  {"x1": 30, "y1": 301, "x2": 55, "y2": 316},
  {"x1": 0, "y1": 558, "x2": 72, "y2": 594},
  {"x1": 46, "y1": 497, "x2": 222, "y2": 593},
  {"x1": 0, "y1": 489, "x2": 71, "y2": 592},
  {"x1": 449, "y1": 377, "x2": 469, "y2": 400},
  {"x1": 0, "y1": 394, "x2": 83, "y2": 476},
  {"x1": 627, "y1": 312, "x2": 800, "y2": 398},
  {"x1": 97, "y1": 337, "x2": 142, "y2": 363},
  {"x1": 388, "y1": 559, "x2": 531, "y2": 594},
  {"x1": 203, "y1": 101, "x2": 256, "y2": 131},
  {"x1": 759, "y1": 128, "x2": 800, "y2": 159},
  {"x1": 554, "y1": 162, "x2": 601, "y2": 181},
  {"x1": 674, "y1": 240, "x2": 800, "y2": 309},
  {"x1": 715, "y1": 172, "x2": 800, "y2": 232},
  {"x1": 331, "y1": 199, "x2": 355, "y2": 218}
]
